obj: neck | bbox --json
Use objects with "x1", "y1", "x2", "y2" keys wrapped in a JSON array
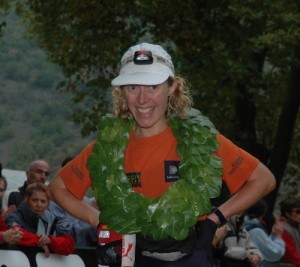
[{"x1": 134, "y1": 122, "x2": 168, "y2": 138}]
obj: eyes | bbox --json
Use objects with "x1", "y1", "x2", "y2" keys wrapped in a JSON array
[
  {"x1": 29, "y1": 197, "x2": 48, "y2": 205},
  {"x1": 123, "y1": 85, "x2": 159, "y2": 94},
  {"x1": 35, "y1": 169, "x2": 50, "y2": 177}
]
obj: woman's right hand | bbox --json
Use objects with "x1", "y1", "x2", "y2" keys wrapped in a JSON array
[
  {"x1": 272, "y1": 217, "x2": 285, "y2": 237},
  {"x1": 3, "y1": 227, "x2": 23, "y2": 244}
]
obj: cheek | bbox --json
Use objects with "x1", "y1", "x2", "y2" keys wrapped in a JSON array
[
  {"x1": 159, "y1": 93, "x2": 170, "y2": 106},
  {"x1": 41, "y1": 205, "x2": 47, "y2": 211},
  {"x1": 126, "y1": 96, "x2": 138, "y2": 113},
  {"x1": 124, "y1": 94, "x2": 134, "y2": 108},
  {"x1": 126, "y1": 96, "x2": 133, "y2": 105}
]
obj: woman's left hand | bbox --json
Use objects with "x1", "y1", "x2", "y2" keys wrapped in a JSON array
[{"x1": 37, "y1": 234, "x2": 51, "y2": 247}]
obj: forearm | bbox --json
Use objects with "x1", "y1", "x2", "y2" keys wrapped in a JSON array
[
  {"x1": 17, "y1": 227, "x2": 39, "y2": 246},
  {"x1": 208, "y1": 162, "x2": 275, "y2": 224},
  {"x1": 49, "y1": 235, "x2": 75, "y2": 255},
  {"x1": 47, "y1": 175, "x2": 100, "y2": 227}
]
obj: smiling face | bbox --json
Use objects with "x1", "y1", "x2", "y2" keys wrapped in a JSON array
[{"x1": 123, "y1": 80, "x2": 177, "y2": 137}]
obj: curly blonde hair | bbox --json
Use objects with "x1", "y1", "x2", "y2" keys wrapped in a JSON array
[{"x1": 112, "y1": 76, "x2": 193, "y2": 119}]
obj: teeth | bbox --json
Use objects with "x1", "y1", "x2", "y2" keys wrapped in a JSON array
[{"x1": 138, "y1": 107, "x2": 153, "y2": 113}]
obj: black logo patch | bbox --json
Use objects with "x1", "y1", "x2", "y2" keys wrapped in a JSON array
[
  {"x1": 126, "y1": 172, "x2": 142, "y2": 187},
  {"x1": 165, "y1": 161, "x2": 180, "y2": 182}
]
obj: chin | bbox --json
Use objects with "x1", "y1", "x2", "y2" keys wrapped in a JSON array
[{"x1": 137, "y1": 122, "x2": 156, "y2": 130}]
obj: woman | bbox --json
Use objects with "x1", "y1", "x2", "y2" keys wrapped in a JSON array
[
  {"x1": 47, "y1": 43, "x2": 275, "y2": 267},
  {"x1": 279, "y1": 197, "x2": 300, "y2": 266},
  {"x1": 5, "y1": 182, "x2": 74, "y2": 257}
]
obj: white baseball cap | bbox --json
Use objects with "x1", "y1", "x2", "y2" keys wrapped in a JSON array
[{"x1": 111, "y1": 43, "x2": 175, "y2": 86}]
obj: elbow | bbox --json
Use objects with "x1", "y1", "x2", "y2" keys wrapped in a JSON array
[
  {"x1": 265, "y1": 171, "x2": 276, "y2": 194},
  {"x1": 257, "y1": 162, "x2": 276, "y2": 194}
]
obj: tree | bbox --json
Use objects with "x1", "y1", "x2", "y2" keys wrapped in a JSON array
[
  {"x1": 266, "y1": 43, "x2": 300, "y2": 212},
  {"x1": 1, "y1": 0, "x2": 299, "y2": 212},
  {"x1": 0, "y1": 0, "x2": 13, "y2": 36}
]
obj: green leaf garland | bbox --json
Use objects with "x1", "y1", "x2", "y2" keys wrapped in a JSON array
[{"x1": 87, "y1": 109, "x2": 223, "y2": 240}]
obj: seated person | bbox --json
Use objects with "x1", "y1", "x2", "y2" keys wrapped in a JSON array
[
  {"x1": 5, "y1": 160, "x2": 73, "y2": 236},
  {"x1": 244, "y1": 199, "x2": 286, "y2": 266},
  {"x1": 5, "y1": 182, "x2": 75, "y2": 257},
  {"x1": 1, "y1": 174, "x2": 17, "y2": 220},
  {"x1": 214, "y1": 215, "x2": 262, "y2": 267},
  {"x1": 279, "y1": 197, "x2": 300, "y2": 266},
  {"x1": 7, "y1": 160, "x2": 50, "y2": 207},
  {"x1": 0, "y1": 175, "x2": 7, "y2": 211}
]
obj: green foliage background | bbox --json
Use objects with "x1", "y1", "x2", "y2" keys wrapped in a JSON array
[
  {"x1": 0, "y1": 1, "x2": 299, "y2": 205},
  {"x1": 0, "y1": 10, "x2": 94, "y2": 174}
]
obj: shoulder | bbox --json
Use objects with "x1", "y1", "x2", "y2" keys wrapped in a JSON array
[
  {"x1": 8, "y1": 190, "x2": 21, "y2": 199},
  {"x1": 5, "y1": 208, "x2": 23, "y2": 227},
  {"x1": 282, "y1": 228, "x2": 296, "y2": 242},
  {"x1": 8, "y1": 189, "x2": 24, "y2": 206},
  {"x1": 244, "y1": 217, "x2": 263, "y2": 231}
]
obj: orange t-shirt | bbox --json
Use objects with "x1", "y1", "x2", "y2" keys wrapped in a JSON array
[{"x1": 59, "y1": 127, "x2": 259, "y2": 200}]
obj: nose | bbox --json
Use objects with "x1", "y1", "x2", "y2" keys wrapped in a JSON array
[
  {"x1": 137, "y1": 86, "x2": 149, "y2": 104},
  {"x1": 40, "y1": 171, "x2": 49, "y2": 182},
  {"x1": 40, "y1": 175, "x2": 46, "y2": 183}
]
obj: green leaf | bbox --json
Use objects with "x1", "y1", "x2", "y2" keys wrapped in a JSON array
[{"x1": 87, "y1": 110, "x2": 223, "y2": 240}]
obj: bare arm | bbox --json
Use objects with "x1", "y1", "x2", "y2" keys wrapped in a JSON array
[
  {"x1": 47, "y1": 175, "x2": 100, "y2": 227},
  {"x1": 208, "y1": 162, "x2": 276, "y2": 224}
]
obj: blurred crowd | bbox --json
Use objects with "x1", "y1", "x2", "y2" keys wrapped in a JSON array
[
  {"x1": 0, "y1": 159, "x2": 97, "y2": 258},
  {"x1": 212, "y1": 198, "x2": 300, "y2": 267},
  {"x1": 1, "y1": 159, "x2": 300, "y2": 267}
]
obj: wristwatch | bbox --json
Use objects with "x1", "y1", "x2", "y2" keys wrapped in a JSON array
[{"x1": 214, "y1": 208, "x2": 227, "y2": 227}]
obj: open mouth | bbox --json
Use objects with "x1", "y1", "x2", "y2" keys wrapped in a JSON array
[{"x1": 137, "y1": 107, "x2": 154, "y2": 113}]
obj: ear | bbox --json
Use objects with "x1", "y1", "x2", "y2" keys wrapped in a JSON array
[{"x1": 168, "y1": 79, "x2": 178, "y2": 96}]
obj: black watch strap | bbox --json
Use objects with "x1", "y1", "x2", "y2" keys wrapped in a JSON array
[{"x1": 214, "y1": 209, "x2": 227, "y2": 227}]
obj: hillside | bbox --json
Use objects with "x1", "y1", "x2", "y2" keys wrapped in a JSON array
[{"x1": 0, "y1": 9, "x2": 94, "y2": 176}]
